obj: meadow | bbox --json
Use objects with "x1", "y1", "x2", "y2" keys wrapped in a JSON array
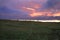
[{"x1": 0, "y1": 20, "x2": 60, "y2": 40}]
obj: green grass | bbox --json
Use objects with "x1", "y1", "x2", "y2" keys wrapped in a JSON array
[{"x1": 0, "y1": 20, "x2": 60, "y2": 40}]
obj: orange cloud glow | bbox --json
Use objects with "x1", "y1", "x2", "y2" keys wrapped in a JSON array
[
  {"x1": 29, "y1": 11, "x2": 60, "y2": 17},
  {"x1": 33, "y1": 4, "x2": 41, "y2": 9},
  {"x1": 28, "y1": 2, "x2": 42, "y2": 9},
  {"x1": 29, "y1": 12, "x2": 44, "y2": 17},
  {"x1": 23, "y1": 7, "x2": 60, "y2": 17},
  {"x1": 53, "y1": 12, "x2": 60, "y2": 16}
]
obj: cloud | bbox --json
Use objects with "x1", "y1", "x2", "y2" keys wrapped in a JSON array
[
  {"x1": 0, "y1": 7, "x2": 17, "y2": 13},
  {"x1": 46, "y1": 0, "x2": 60, "y2": 9},
  {"x1": 22, "y1": 6, "x2": 60, "y2": 17},
  {"x1": 0, "y1": 6, "x2": 31, "y2": 19},
  {"x1": 0, "y1": 0, "x2": 60, "y2": 20}
]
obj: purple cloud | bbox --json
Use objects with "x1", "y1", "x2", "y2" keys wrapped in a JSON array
[{"x1": 0, "y1": 0, "x2": 60, "y2": 20}]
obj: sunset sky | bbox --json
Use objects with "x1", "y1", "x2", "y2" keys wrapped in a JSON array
[{"x1": 0, "y1": 0, "x2": 60, "y2": 20}]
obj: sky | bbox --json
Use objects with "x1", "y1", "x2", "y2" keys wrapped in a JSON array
[{"x1": 0, "y1": 0, "x2": 60, "y2": 20}]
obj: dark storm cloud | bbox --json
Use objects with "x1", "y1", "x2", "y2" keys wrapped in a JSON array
[
  {"x1": 0, "y1": 7, "x2": 17, "y2": 13},
  {"x1": 0, "y1": 6, "x2": 30, "y2": 19},
  {"x1": 46, "y1": 0, "x2": 60, "y2": 9}
]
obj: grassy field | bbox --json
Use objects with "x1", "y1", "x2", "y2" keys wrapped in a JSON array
[{"x1": 0, "y1": 20, "x2": 60, "y2": 40}]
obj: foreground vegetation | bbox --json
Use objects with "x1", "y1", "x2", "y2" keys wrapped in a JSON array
[{"x1": 0, "y1": 20, "x2": 60, "y2": 40}]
